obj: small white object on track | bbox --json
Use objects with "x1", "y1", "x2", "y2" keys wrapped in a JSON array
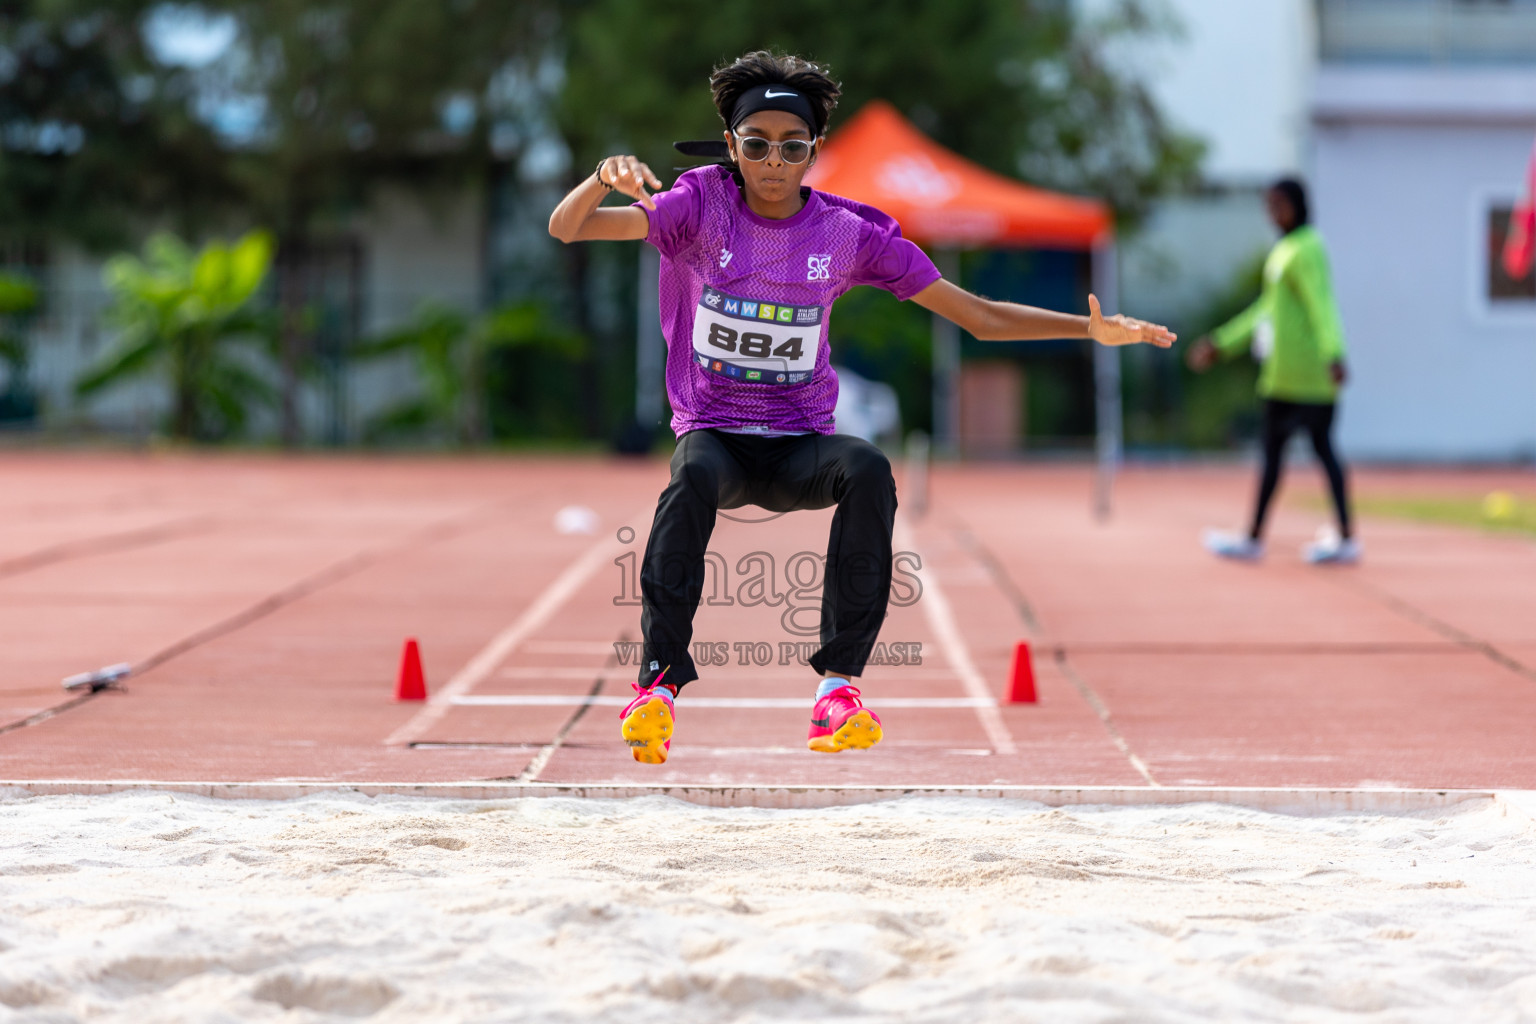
[
  {"x1": 553, "y1": 505, "x2": 599, "y2": 535},
  {"x1": 61, "y1": 662, "x2": 132, "y2": 692}
]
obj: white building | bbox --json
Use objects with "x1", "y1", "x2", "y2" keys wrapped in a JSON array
[
  {"x1": 1118, "y1": 0, "x2": 1536, "y2": 462},
  {"x1": 1313, "y1": 0, "x2": 1536, "y2": 461}
]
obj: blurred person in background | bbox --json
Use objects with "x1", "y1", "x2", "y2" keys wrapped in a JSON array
[
  {"x1": 1186, "y1": 177, "x2": 1357, "y2": 565},
  {"x1": 550, "y1": 50, "x2": 1174, "y2": 766}
]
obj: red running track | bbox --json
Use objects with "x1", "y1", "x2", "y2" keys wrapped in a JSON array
[{"x1": 2, "y1": 451, "x2": 1534, "y2": 790}]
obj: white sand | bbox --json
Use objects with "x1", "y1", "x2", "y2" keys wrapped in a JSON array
[{"x1": 2, "y1": 793, "x2": 1535, "y2": 1023}]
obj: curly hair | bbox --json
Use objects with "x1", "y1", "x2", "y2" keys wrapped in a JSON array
[{"x1": 709, "y1": 50, "x2": 842, "y2": 137}]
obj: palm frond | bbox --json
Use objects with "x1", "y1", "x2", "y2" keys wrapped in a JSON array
[{"x1": 75, "y1": 328, "x2": 162, "y2": 396}]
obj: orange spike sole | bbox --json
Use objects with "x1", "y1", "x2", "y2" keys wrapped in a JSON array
[
  {"x1": 621, "y1": 696, "x2": 674, "y2": 764},
  {"x1": 807, "y1": 710, "x2": 883, "y2": 753}
]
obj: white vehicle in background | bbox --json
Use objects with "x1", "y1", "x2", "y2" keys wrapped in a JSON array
[{"x1": 832, "y1": 364, "x2": 901, "y2": 446}]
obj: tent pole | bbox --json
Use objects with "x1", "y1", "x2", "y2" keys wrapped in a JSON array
[
  {"x1": 1091, "y1": 239, "x2": 1122, "y2": 521},
  {"x1": 931, "y1": 248, "x2": 961, "y2": 458},
  {"x1": 636, "y1": 245, "x2": 664, "y2": 429}
]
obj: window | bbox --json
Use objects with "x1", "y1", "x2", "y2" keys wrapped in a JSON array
[
  {"x1": 1320, "y1": 0, "x2": 1536, "y2": 64},
  {"x1": 1488, "y1": 204, "x2": 1536, "y2": 302}
]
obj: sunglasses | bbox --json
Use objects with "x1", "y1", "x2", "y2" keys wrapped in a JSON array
[{"x1": 732, "y1": 131, "x2": 814, "y2": 165}]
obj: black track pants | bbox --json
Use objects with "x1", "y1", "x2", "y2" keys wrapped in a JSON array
[
  {"x1": 1249, "y1": 399, "x2": 1352, "y2": 541},
  {"x1": 638, "y1": 428, "x2": 898, "y2": 691}
]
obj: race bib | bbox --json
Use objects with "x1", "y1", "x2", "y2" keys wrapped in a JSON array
[{"x1": 691, "y1": 286, "x2": 822, "y2": 386}]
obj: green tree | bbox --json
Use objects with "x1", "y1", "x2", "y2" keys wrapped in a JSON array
[
  {"x1": 192, "y1": 0, "x2": 560, "y2": 444},
  {"x1": 6, "y1": 2, "x2": 562, "y2": 441},
  {"x1": 0, "y1": 2, "x2": 237, "y2": 250},
  {"x1": 355, "y1": 300, "x2": 584, "y2": 445},
  {"x1": 0, "y1": 272, "x2": 39, "y2": 421},
  {"x1": 77, "y1": 230, "x2": 276, "y2": 440}
]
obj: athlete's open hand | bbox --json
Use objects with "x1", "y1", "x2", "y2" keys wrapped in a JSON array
[
  {"x1": 1087, "y1": 294, "x2": 1176, "y2": 348},
  {"x1": 597, "y1": 155, "x2": 663, "y2": 211}
]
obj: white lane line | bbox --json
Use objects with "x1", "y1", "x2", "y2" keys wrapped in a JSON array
[
  {"x1": 499, "y1": 666, "x2": 963, "y2": 680},
  {"x1": 514, "y1": 676, "x2": 605, "y2": 784},
  {"x1": 521, "y1": 641, "x2": 618, "y2": 656},
  {"x1": 1052, "y1": 650, "x2": 1161, "y2": 787},
  {"x1": 950, "y1": 519, "x2": 1156, "y2": 785},
  {"x1": 895, "y1": 521, "x2": 1018, "y2": 756},
  {"x1": 451, "y1": 695, "x2": 998, "y2": 709},
  {"x1": 384, "y1": 528, "x2": 628, "y2": 747}
]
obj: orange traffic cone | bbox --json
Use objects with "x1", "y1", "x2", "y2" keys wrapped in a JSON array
[
  {"x1": 394, "y1": 637, "x2": 427, "y2": 701},
  {"x1": 1006, "y1": 640, "x2": 1037, "y2": 704}
]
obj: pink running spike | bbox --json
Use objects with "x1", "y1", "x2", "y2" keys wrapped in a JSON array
[{"x1": 807, "y1": 683, "x2": 883, "y2": 753}]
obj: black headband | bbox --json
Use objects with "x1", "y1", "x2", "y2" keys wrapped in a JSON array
[{"x1": 728, "y1": 84, "x2": 820, "y2": 135}]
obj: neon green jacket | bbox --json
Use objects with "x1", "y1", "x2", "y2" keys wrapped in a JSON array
[{"x1": 1212, "y1": 225, "x2": 1347, "y2": 403}]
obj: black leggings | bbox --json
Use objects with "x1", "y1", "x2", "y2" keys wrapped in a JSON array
[
  {"x1": 638, "y1": 428, "x2": 897, "y2": 691},
  {"x1": 1250, "y1": 399, "x2": 1352, "y2": 541}
]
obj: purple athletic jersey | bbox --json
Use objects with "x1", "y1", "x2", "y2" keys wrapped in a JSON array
[{"x1": 641, "y1": 165, "x2": 941, "y2": 437}]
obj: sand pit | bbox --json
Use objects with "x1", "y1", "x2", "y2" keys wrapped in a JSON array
[{"x1": 1, "y1": 792, "x2": 1534, "y2": 1022}]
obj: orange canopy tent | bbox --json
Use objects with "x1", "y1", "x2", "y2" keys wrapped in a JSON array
[
  {"x1": 806, "y1": 101, "x2": 1121, "y2": 513},
  {"x1": 805, "y1": 100, "x2": 1112, "y2": 249}
]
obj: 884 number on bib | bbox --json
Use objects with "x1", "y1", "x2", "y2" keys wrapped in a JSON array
[{"x1": 707, "y1": 323, "x2": 804, "y2": 362}]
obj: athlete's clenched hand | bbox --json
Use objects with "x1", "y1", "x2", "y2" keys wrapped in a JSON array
[
  {"x1": 1087, "y1": 293, "x2": 1176, "y2": 348},
  {"x1": 597, "y1": 155, "x2": 663, "y2": 211}
]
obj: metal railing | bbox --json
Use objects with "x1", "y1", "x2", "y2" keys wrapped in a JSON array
[{"x1": 1319, "y1": 0, "x2": 1536, "y2": 63}]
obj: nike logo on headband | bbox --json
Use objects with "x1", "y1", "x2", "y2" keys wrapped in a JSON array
[{"x1": 763, "y1": 89, "x2": 797, "y2": 98}]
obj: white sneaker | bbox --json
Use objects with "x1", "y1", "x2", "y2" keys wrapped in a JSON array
[
  {"x1": 1202, "y1": 528, "x2": 1264, "y2": 562},
  {"x1": 1302, "y1": 527, "x2": 1360, "y2": 565}
]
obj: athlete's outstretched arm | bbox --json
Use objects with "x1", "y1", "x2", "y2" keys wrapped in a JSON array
[
  {"x1": 548, "y1": 155, "x2": 660, "y2": 243},
  {"x1": 910, "y1": 278, "x2": 1175, "y2": 348}
]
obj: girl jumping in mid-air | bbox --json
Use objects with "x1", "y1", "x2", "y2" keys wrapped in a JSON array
[{"x1": 549, "y1": 50, "x2": 1175, "y2": 764}]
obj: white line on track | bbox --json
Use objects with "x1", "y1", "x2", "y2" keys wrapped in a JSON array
[
  {"x1": 895, "y1": 521, "x2": 1019, "y2": 755},
  {"x1": 384, "y1": 524, "x2": 633, "y2": 747},
  {"x1": 520, "y1": 641, "x2": 621, "y2": 656},
  {"x1": 1054, "y1": 652, "x2": 1161, "y2": 787},
  {"x1": 499, "y1": 666, "x2": 964, "y2": 680},
  {"x1": 450, "y1": 694, "x2": 999, "y2": 709}
]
